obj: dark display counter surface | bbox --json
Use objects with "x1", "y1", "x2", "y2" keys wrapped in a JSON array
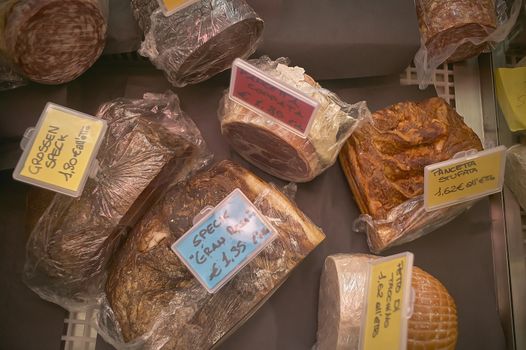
[{"x1": 0, "y1": 61, "x2": 508, "y2": 350}]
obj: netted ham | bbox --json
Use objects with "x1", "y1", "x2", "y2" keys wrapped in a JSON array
[{"x1": 316, "y1": 254, "x2": 458, "y2": 350}]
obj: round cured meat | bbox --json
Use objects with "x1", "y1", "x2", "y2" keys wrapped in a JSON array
[
  {"x1": 416, "y1": 0, "x2": 496, "y2": 62},
  {"x1": 221, "y1": 107, "x2": 319, "y2": 183},
  {"x1": 220, "y1": 57, "x2": 368, "y2": 183},
  {"x1": 316, "y1": 254, "x2": 458, "y2": 350},
  {"x1": 3, "y1": 0, "x2": 107, "y2": 84},
  {"x1": 131, "y1": 0, "x2": 264, "y2": 87}
]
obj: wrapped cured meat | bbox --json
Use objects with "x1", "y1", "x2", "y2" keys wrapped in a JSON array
[
  {"x1": 1, "y1": 0, "x2": 107, "y2": 85},
  {"x1": 24, "y1": 92, "x2": 210, "y2": 310},
  {"x1": 98, "y1": 160, "x2": 325, "y2": 349},
  {"x1": 219, "y1": 56, "x2": 369, "y2": 182},
  {"x1": 26, "y1": 188, "x2": 54, "y2": 235},
  {"x1": 0, "y1": 52, "x2": 25, "y2": 90},
  {"x1": 316, "y1": 254, "x2": 458, "y2": 350},
  {"x1": 414, "y1": 0, "x2": 522, "y2": 87},
  {"x1": 416, "y1": 0, "x2": 497, "y2": 63},
  {"x1": 339, "y1": 97, "x2": 483, "y2": 252},
  {"x1": 130, "y1": 0, "x2": 264, "y2": 87}
]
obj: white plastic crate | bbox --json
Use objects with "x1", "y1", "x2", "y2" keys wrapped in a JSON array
[
  {"x1": 62, "y1": 308, "x2": 98, "y2": 350},
  {"x1": 400, "y1": 63, "x2": 456, "y2": 107}
]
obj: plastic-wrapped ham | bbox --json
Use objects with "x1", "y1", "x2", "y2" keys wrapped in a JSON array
[
  {"x1": 219, "y1": 56, "x2": 369, "y2": 182},
  {"x1": 24, "y1": 92, "x2": 210, "y2": 310},
  {"x1": 1, "y1": 0, "x2": 107, "y2": 85},
  {"x1": 414, "y1": 0, "x2": 521, "y2": 87},
  {"x1": 130, "y1": 0, "x2": 264, "y2": 87},
  {"x1": 316, "y1": 254, "x2": 458, "y2": 350},
  {"x1": 416, "y1": 0, "x2": 497, "y2": 63},
  {"x1": 98, "y1": 160, "x2": 325, "y2": 349}
]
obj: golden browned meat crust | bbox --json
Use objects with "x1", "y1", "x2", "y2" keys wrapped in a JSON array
[
  {"x1": 340, "y1": 97, "x2": 482, "y2": 220},
  {"x1": 316, "y1": 255, "x2": 458, "y2": 350}
]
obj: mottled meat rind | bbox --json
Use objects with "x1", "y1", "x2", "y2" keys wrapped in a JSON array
[
  {"x1": 131, "y1": 0, "x2": 263, "y2": 87},
  {"x1": 24, "y1": 92, "x2": 209, "y2": 309},
  {"x1": 3, "y1": 0, "x2": 107, "y2": 84},
  {"x1": 341, "y1": 97, "x2": 482, "y2": 219},
  {"x1": 416, "y1": 0, "x2": 496, "y2": 62},
  {"x1": 105, "y1": 160, "x2": 325, "y2": 349},
  {"x1": 316, "y1": 254, "x2": 458, "y2": 350},
  {"x1": 339, "y1": 97, "x2": 482, "y2": 252}
]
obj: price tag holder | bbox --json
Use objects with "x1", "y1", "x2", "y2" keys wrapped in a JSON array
[
  {"x1": 13, "y1": 103, "x2": 107, "y2": 197},
  {"x1": 360, "y1": 252, "x2": 414, "y2": 350},
  {"x1": 229, "y1": 58, "x2": 320, "y2": 137},
  {"x1": 424, "y1": 146, "x2": 506, "y2": 211},
  {"x1": 157, "y1": 0, "x2": 199, "y2": 16},
  {"x1": 171, "y1": 188, "x2": 278, "y2": 293}
]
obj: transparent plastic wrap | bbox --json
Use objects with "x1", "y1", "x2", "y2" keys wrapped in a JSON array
[
  {"x1": 339, "y1": 97, "x2": 483, "y2": 253},
  {"x1": 0, "y1": 0, "x2": 26, "y2": 90},
  {"x1": 315, "y1": 254, "x2": 458, "y2": 350},
  {"x1": 24, "y1": 91, "x2": 211, "y2": 310},
  {"x1": 505, "y1": 144, "x2": 526, "y2": 211},
  {"x1": 0, "y1": 52, "x2": 25, "y2": 91},
  {"x1": 219, "y1": 56, "x2": 371, "y2": 183},
  {"x1": 103, "y1": 0, "x2": 142, "y2": 55},
  {"x1": 96, "y1": 160, "x2": 325, "y2": 350},
  {"x1": 1, "y1": 0, "x2": 107, "y2": 85},
  {"x1": 130, "y1": 0, "x2": 264, "y2": 87},
  {"x1": 414, "y1": 0, "x2": 522, "y2": 88}
]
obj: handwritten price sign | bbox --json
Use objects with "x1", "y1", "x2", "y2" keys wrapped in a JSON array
[
  {"x1": 13, "y1": 103, "x2": 106, "y2": 197},
  {"x1": 171, "y1": 189, "x2": 277, "y2": 293},
  {"x1": 424, "y1": 147, "x2": 506, "y2": 211},
  {"x1": 360, "y1": 253, "x2": 414, "y2": 350},
  {"x1": 229, "y1": 58, "x2": 319, "y2": 137}
]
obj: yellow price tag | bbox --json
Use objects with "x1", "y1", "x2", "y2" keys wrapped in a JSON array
[
  {"x1": 495, "y1": 67, "x2": 526, "y2": 132},
  {"x1": 158, "y1": 0, "x2": 199, "y2": 16},
  {"x1": 13, "y1": 103, "x2": 106, "y2": 197},
  {"x1": 361, "y1": 253, "x2": 413, "y2": 350},
  {"x1": 424, "y1": 147, "x2": 506, "y2": 211}
]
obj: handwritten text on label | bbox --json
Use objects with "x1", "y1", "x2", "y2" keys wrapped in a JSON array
[
  {"x1": 14, "y1": 104, "x2": 106, "y2": 197},
  {"x1": 229, "y1": 59, "x2": 319, "y2": 136},
  {"x1": 361, "y1": 253, "x2": 413, "y2": 350},
  {"x1": 172, "y1": 189, "x2": 277, "y2": 293},
  {"x1": 424, "y1": 147, "x2": 506, "y2": 211}
]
